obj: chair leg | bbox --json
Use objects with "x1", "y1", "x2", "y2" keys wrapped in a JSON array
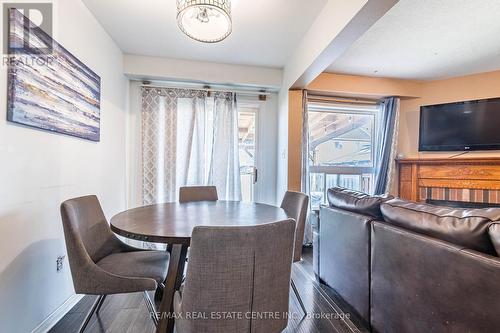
[
  {"x1": 95, "y1": 294, "x2": 107, "y2": 313},
  {"x1": 155, "y1": 282, "x2": 165, "y2": 302},
  {"x1": 291, "y1": 279, "x2": 307, "y2": 319},
  {"x1": 78, "y1": 295, "x2": 104, "y2": 333},
  {"x1": 143, "y1": 291, "x2": 159, "y2": 327}
]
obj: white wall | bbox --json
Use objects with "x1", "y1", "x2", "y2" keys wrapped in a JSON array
[
  {"x1": 276, "y1": 89, "x2": 289, "y2": 202},
  {"x1": 126, "y1": 81, "x2": 143, "y2": 208},
  {"x1": 283, "y1": 0, "x2": 367, "y2": 89},
  {"x1": 124, "y1": 51, "x2": 283, "y2": 206},
  {"x1": 276, "y1": 0, "x2": 370, "y2": 198},
  {"x1": 124, "y1": 54, "x2": 283, "y2": 90},
  {"x1": 0, "y1": 0, "x2": 127, "y2": 331}
]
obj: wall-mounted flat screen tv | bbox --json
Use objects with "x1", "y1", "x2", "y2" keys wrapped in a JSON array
[{"x1": 419, "y1": 97, "x2": 500, "y2": 151}]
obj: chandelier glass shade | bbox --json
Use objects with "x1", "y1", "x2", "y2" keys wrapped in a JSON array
[{"x1": 176, "y1": 0, "x2": 232, "y2": 43}]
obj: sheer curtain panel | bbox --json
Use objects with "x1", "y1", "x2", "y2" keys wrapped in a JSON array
[{"x1": 141, "y1": 87, "x2": 241, "y2": 205}]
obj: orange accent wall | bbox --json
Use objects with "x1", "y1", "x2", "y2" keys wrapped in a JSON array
[
  {"x1": 287, "y1": 70, "x2": 500, "y2": 193},
  {"x1": 287, "y1": 73, "x2": 422, "y2": 191},
  {"x1": 399, "y1": 70, "x2": 500, "y2": 159},
  {"x1": 307, "y1": 72, "x2": 422, "y2": 98},
  {"x1": 288, "y1": 90, "x2": 303, "y2": 192}
]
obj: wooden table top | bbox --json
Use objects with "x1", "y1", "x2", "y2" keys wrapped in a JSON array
[{"x1": 110, "y1": 201, "x2": 289, "y2": 245}]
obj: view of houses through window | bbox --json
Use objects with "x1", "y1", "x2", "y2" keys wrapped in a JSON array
[{"x1": 308, "y1": 100, "x2": 381, "y2": 208}]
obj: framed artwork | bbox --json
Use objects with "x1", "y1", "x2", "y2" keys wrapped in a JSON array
[{"x1": 7, "y1": 9, "x2": 101, "y2": 141}]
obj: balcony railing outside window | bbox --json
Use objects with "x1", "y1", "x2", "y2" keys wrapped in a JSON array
[{"x1": 308, "y1": 100, "x2": 380, "y2": 208}]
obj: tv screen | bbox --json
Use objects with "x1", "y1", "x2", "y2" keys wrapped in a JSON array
[{"x1": 419, "y1": 97, "x2": 500, "y2": 151}]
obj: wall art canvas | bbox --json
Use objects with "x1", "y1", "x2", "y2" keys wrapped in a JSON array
[{"x1": 7, "y1": 9, "x2": 101, "y2": 141}]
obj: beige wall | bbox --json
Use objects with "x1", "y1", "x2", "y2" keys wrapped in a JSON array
[{"x1": 399, "y1": 70, "x2": 500, "y2": 158}]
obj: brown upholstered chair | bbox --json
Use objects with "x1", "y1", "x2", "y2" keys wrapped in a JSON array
[
  {"x1": 280, "y1": 191, "x2": 309, "y2": 317},
  {"x1": 60, "y1": 195, "x2": 169, "y2": 332},
  {"x1": 174, "y1": 219, "x2": 296, "y2": 333},
  {"x1": 179, "y1": 186, "x2": 218, "y2": 203},
  {"x1": 175, "y1": 186, "x2": 218, "y2": 255}
]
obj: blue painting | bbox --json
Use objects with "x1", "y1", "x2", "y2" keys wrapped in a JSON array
[{"x1": 7, "y1": 9, "x2": 101, "y2": 141}]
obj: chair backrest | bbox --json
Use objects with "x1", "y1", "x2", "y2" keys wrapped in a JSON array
[
  {"x1": 179, "y1": 186, "x2": 218, "y2": 203},
  {"x1": 60, "y1": 195, "x2": 121, "y2": 264},
  {"x1": 281, "y1": 191, "x2": 309, "y2": 262},
  {"x1": 179, "y1": 219, "x2": 296, "y2": 333}
]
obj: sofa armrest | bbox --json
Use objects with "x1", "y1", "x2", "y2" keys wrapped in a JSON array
[{"x1": 318, "y1": 206, "x2": 375, "y2": 324}]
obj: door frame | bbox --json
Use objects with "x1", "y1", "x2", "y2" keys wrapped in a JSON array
[{"x1": 237, "y1": 97, "x2": 263, "y2": 202}]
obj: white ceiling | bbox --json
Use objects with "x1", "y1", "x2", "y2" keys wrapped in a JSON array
[
  {"x1": 327, "y1": 0, "x2": 500, "y2": 81},
  {"x1": 83, "y1": 0, "x2": 327, "y2": 68}
]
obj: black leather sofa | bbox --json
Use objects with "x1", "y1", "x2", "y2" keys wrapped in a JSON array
[{"x1": 317, "y1": 187, "x2": 500, "y2": 332}]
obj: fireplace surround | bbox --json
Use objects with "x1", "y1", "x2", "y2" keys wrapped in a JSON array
[
  {"x1": 397, "y1": 157, "x2": 500, "y2": 204},
  {"x1": 425, "y1": 198, "x2": 500, "y2": 209}
]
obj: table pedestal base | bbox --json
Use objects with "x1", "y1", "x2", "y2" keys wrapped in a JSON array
[{"x1": 157, "y1": 244, "x2": 188, "y2": 333}]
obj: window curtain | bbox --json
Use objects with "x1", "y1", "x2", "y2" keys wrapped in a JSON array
[
  {"x1": 141, "y1": 87, "x2": 242, "y2": 204},
  {"x1": 208, "y1": 93, "x2": 242, "y2": 201},
  {"x1": 374, "y1": 97, "x2": 400, "y2": 195},
  {"x1": 301, "y1": 90, "x2": 313, "y2": 245}
]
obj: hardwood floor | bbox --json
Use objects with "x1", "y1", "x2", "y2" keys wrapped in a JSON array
[{"x1": 50, "y1": 247, "x2": 367, "y2": 333}]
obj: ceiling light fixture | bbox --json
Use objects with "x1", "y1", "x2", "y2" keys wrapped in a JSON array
[{"x1": 176, "y1": 0, "x2": 232, "y2": 43}]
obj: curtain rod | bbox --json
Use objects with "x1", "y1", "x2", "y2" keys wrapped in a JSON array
[
  {"x1": 306, "y1": 93, "x2": 381, "y2": 105},
  {"x1": 141, "y1": 84, "x2": 272, "y2": 96},
  {"x1": 138, "y1": 81, "x2": 272, "y2": 96}
]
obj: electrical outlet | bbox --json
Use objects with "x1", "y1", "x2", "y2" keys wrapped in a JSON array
[{"x1": 56, "y1": 255, "x2": 65, "y2": 272}]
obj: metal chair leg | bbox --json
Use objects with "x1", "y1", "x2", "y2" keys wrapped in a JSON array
[
  {"x1": 155, "y1": 282, "x2": 165, "y2": 302},
  {"x1": 95, "y1": 294, "x2": 107, "y2": 313},
  {"x1": 291, "y1": 279, "x2": 307, "y2": 319},
  {"x1": 143, "y1": 291, "x2": 159, "y2": 327},
  {"x1": 78, "y1": 295, "x2": 104, "y2": 333}
]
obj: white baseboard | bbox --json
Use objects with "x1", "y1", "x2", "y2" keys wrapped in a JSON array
[{"x1": 31, "y1": 294, "x2": 84, "y2": 333}]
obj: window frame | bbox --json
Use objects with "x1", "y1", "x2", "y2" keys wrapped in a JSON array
[{"x1": 307, "y1": 101, "x2": 381, "y2": 206}]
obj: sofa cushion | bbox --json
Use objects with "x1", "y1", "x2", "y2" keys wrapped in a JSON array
[
  {"x1": 327, "y1": 187, "x2": 393, "y2": 219},
  {"x1": 381, "y1": 198, "x2": 499, "y2": 255},
  {"x1": 489, "y1": 223, "x2": 500, "y2": 256}
]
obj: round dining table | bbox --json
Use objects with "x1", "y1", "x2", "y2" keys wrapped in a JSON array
[{"x1": 110, "y1": 200, "x2": 289, "y2": 333}]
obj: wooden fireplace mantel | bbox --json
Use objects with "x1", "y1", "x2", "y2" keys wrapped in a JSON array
[{"x1": 396, "y1": 157, "x2": 500, "y2": 202}]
